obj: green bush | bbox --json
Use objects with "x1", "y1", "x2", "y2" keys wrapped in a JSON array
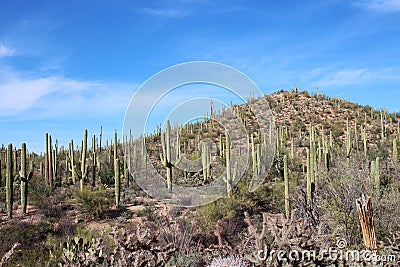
[{"x1": 74, "y1": 186, "x2": 111, "y2": 220}]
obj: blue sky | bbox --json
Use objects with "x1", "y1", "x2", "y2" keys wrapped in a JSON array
[{"x1": 0, "y1": 0, "x2": 400, "y2": 152}]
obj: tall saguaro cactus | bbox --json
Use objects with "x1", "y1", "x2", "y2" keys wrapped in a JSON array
[
  {"x1": 114, "y1": 130, "x2": 121, "y2": 206},
  {"x1": 20, "y1": 143, "x2": 33, "y2": 214},
  {"x1": 160, "y1": 120, "x2": 173, "y2": 192},
  {"x1": 115, "y1": 158, "x2": 120, "y2": 207},
  {"x1": 201, "y1": 142, "x2": 210, "y2": 184},
  {"x1": 45, "y1": 133, "x2": 54, "y2": 187},
  {"x1": 91, "y1": 134, "x2": 97, "y2": 187},
  {"x1": 283, "y1": 155, "x2": 290, "y2": 219},
  {"x1": 223, "y1": 131, "x2": 237, "y2": 198},
  {"x1": 6, "y1": 143, "x2": 13, "y2": 218},
  {"x1": 69, "y1": 140, "x2": 76, "y2": 184},
  {"x1": 80, "y1": 130, "x2": 88, "y2": 191}
]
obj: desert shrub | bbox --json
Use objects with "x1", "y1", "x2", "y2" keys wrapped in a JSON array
[
  {"x1": 373, "y1": 184, "x2": 400, "y2": 240},
  {"x1": 59, "y1": 236, "x2": 108, "y2": 267},
  {"x1": 136, "y1": 202, "x2": 160, "y2": 222},
  {"x1": 160, "y1": 216, "x2": 200, "y2": 254},
  {"x1": 207, "y1": 255, "x2": 248, "y2": 267},
  {"x1": 29, "y1": 176, "x2": 52, "y2": 205},
  {"x1": 74, "y1": 186, "x2": 111, "y2": 220},
  {"x1": 99, "y1": 167, "x2": 114, "y2": 186},
  {"x1": 167, "y1": 252, "x2": 205, "y2": 267},
  {"x1": 317, "y1": 156, "x2": 367, "y2": 246},
  {"x1": 109, "y1": 221, "x2": 176, "y2": 266},
  {"x1": 194, "y1": 196, "x2": 244, "y2": 245},
  {"x1": 0, "y1": 220, "x2": 53, "y2": 266}
]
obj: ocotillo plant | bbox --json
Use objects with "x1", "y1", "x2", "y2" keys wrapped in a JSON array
[
  {"x1": 160, "y1": 120, "x2": 173, "y2": 191},
  {"x1": 80, "y1": 130, "x2": 88, "y2": 191},
  {"x1": 20, "y1": 143, "x2": 33, "y2": 214},
  {"x1": 283, "y1": 155, "x2": 290, "y2": 219},
  {"x1": 6, "y1": 143, "x2": 13, "y2": 218}
]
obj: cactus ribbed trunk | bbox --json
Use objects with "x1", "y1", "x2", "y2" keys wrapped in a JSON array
[
  {"x1": 223, "y1": 131, "x2": 237, "y2": 198},
  {"x1": 20, "y1": 143, "x2": 28, "y2": 214},
  {"x1": 80, "y1": 130, "x2": 88, "y2": 191},
  {"x1": 92, "y1": 135, "x2": 97, "y2": 187},
  {"x1": 6, "y1": 143, "x2": 13, "y2": 218},
  {"x1": 160, "y1": 121, "x2": 172, "y2": 192},
  {"x1": 306, "y1": 148, "x2": 312, "y2": 204},
  {"x1": 69, "y1": 140, "x2": 76, "y2": 184},
  {"x1": 115, "y1": 158, "x2": 120, "y2": 207},
  {"x1": 47, "y1": 134, "x2": 53, "y2": 187},
  {"x1": 283, "y1": 155, "x2": 290, "y2": 220}
]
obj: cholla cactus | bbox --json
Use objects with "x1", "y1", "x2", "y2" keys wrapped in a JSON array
[{"x1": 207, "y1": 255, "x2": 248, "y2": 267}]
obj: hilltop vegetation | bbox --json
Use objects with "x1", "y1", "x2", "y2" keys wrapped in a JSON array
[{"x1": 1, "y1": 90, "x2": 400, "y2": 266}]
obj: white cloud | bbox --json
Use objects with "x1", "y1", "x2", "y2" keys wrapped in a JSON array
[
  {"x1": 140, "y1": 7, "x2": 189, "y2": 17},
  {"x1": 316, "y1": 68, "x2": 400, "y2": 86},
  {"x1": 354, "y1": 0, "x2": 400, "y2": 12},
  {"x1": 0, "y1": 44, "x2": 15, "y2": 57},
  {"x1": 0, "y1": 73, "x2": 136, "y2": 119}
]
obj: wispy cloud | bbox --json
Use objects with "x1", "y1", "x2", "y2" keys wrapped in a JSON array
[
  {"x1": 140, "y1": 7, "x2": 189, "y2": 17},
  {"x1": 315, "y1": 68, "x2": 400, "y2": 86},
  {"x1": 354, "y1": 0, "x2": 400, "y2": 12},
  {"x1": 0, "y1": 70, "x2": 136, "y2": 119},
  {"x1": 0, "y1": 44, "x2": 15, "y2": 57}
]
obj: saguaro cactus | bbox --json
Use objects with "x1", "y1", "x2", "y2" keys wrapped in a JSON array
[
  {"x1": 393, "y1": 138, "x2": 398, "y2": 164},
  {"x1": 223, "y1": 131, "x2": 237, "y2": 198},
  {"x1": 201, "y1": 142, "x2": 210, "y2": 184},
  {"x1": 6, "y1": 143, "x2": 13, "y2": 218},
  {"x1": 115, "y1": 158, "x2": 120, "y2": 207},
  {"x1": 160, "y1": 120, "x2": 173, "y2": 191},
  {"x1": 114, "y1": 130, "x2": 121, "y2": 206},
  {"x1": 79, "y1": 130, "x2": 88, "y2": 191},
  {"x1": 374, "y1": 157, "x2": 380, "y2": 192},
  {"x1": 306, "y1": 148, "x2": 312, "y2": 204},
  {"x1": 69, "y1": 140, "x2": 76, "y2": 184},
  {"x1": 20, "y1": 143, "x2": 33, "y2": 214},
  {"x1": 283, "y1": 155, "x2": 290, "y2": 219},
  {"x1": 91, "y1": 134, "x2": 97, "y2": 187}
]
